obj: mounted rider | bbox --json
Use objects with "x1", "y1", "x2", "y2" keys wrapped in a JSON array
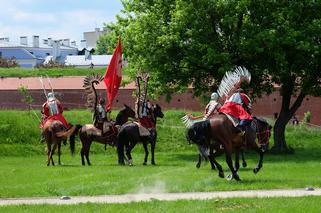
[
  {"x1": 204, "y1": 92, "x2": 221, "y2": 120},
  {"x1": 40, "y1": 92, "x2": 69, "y2": 129},
  {"x1": 219, "y1": 88, "x2": 252, "y2": 134},
  {"x1": 94, "y1": 97, "x2": 112, "y2": 134},
  {"x1": 139, "y1": 99, "x2": 155, "y2": 129}
]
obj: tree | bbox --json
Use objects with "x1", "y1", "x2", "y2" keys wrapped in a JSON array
[{"x1": 101, "y1": 0, "x2": 321, "y2": 153}]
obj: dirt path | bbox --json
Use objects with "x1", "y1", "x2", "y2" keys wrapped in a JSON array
[{"x1": 0, "y1": 188, "x2": 320, "y2": 206}]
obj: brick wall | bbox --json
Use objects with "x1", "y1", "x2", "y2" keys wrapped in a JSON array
[{"x1": 1, "y1": 89, "x2": 320, "y2": 125}]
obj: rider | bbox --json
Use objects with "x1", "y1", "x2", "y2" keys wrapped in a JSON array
[
  {"x1": 219, "y1": 88, "x2": 252, "y2": 135},
  {"x1": 40, "y1": 92, "x2": 69, "y2": 129},
  {"x1": 95, "y1": 98, "x2": 111, "y2": 133},
  {"x1": 139, "y1": 99, "x2": 155, "y2": 129},
  {"x1": 203, "y1": 92, "x2": 221, "y2": 120}
]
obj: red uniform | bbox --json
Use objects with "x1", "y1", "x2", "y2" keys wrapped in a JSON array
[
  {"x1": 219, "y1": 92, "x2": 252, "y2": 120},
  {"x1": 40, "y1": 99, "x2": 69, "y2": 129}
]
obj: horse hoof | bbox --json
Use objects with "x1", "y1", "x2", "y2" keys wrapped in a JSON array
[
  {"x1": 196, "y1": 164, "x2": 200, "y2": 168},
  {"x1": 242, "y1": 162, "x2": 247, "y2": 168},
  {"x1": 128, "y1": 159, "x2": 133, "y2": 166},
  {"x1": 152, "y1": 162, "x2": 156, "y2": 166},
  {"x1": 218, "y1": 172, "x2": 224, "y2": 178},
  {"x1": 253, "y1": 167, "x2": 259, "y2": 174},
  {"x1": 227, "y1": 174, "x2": 233, "y2": 180},
  {"x1": 143, "y1": 162, "x2": 147, "y2": 166},
  {"x1": 234, "y1": 174, "x2": 241, "y2": 181}
]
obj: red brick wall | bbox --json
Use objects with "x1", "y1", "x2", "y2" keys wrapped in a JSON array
[{"x1": 1, "y1": 89, "x2": 320, "y2": 125}]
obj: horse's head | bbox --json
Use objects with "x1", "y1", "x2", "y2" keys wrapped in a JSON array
[
  {"x1": 253, "y1": 117, "x2": 272, "y2": 151},
  {"x1": 123, "y1": 104, "x2": 136, "y2": 118},
  {"x1": 152, "y1": 104, "x2": 164, "y2": 119},
  {"x1": 185, "y1": 121, "x2": 209, "y2": 145}
]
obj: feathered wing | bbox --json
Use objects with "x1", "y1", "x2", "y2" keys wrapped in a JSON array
[
  {"x1": 83, "y1": 74, "x2": 104, "y2": 111},
  {"x1": 217, "y1": 66, "x2": 251, "y2": 102}
]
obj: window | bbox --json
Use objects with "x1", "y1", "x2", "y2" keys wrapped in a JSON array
[{"x1": 0, "y1": 51, "x2": 2, "y2": 57}]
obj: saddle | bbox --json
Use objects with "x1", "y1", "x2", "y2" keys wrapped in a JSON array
[{"x1": 221, "y1": 112, "x2": 256, "y2": 145}]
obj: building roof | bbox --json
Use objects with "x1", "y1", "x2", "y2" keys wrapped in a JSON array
[
  {"x1": 0, "y1": 40, "x2": 77, "y2": 50},
  {"x1": 0, "y1": 76, "x2": 136, "y2": 90},
  {"x1": 0, "y1": 47, "x2": 36, "y2": 60},
  {"x1": 65, "y1": 55, "x2": 112, "y2": 66}
]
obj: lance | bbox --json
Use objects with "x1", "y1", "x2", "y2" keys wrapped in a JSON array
[
  {"x1": 46, "y1": 75, "x2": 55, "y2": 98},
  {"x1": 39, "y1": 76, "x2": 48, "y2": 100}
]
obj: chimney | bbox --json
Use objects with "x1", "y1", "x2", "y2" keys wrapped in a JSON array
[
  {"x1": 48, "y1": 38, "x2": 53, "y2": 46},
  {"x1": 62, "y1": 39, "x2": 70, "y2": 46},
  {"x1": 0, "y1": 37, "x2": 9, "y2": 42},
  {"x1": 71, "y1": 41, "x2": 76, "y2": 46},
  {"x1": 32, "y1": 35, "x2": 39, "y2": 48},
  {"x1": 80, "y1": 39, "x2": 87, "y2": 49},
  {"x1": 43, "y1": 39, "x2": 48, "y2": 45},
  {"x1": 20, "y1": 36, "x2": 28, "y2": 45},
  {"x1": 52, "y1": 40, "x2": 61, "y2": 61}
]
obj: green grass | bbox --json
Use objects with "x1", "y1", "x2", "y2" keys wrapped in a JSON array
[
  {"x1": 0, "y1": 110, "x2": 321, "y2": 198},
  {"x1": 1, "y1": 196, "x2": 321, "y2": 213},
  {"x1": 0, "y1": 67, "x2": 106, "y2": 77}
]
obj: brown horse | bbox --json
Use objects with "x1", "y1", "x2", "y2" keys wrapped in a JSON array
[
  {"x1": 186, "y1": 115, "x2": 271, "y2": 181},
  {"x1": 42, "y1": 121, "x2": 82, "y2": 166},
  {"x1": 78, "y1": 104, "x2": 135, "y2": 165}
]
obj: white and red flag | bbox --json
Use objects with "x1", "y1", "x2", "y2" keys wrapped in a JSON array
[{"x1": 104, "y1": 37, "x2": 122, "y2": 111}]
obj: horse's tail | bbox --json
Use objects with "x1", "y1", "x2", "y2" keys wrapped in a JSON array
[
  {"x1": 186, "y1": 120, "x2": 211, "y2": 145},
  {"x1": 69, "y1": 124, "x2": 82, "y2": 155}
]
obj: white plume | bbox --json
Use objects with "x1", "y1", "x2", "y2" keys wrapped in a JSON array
[{"x1": 217, "y1": 66, "x2": 251, "y2": 100}]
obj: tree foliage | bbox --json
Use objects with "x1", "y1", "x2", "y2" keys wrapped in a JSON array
[{"x1": 100, "y1": 0, "x2": 321, "y2": 153}]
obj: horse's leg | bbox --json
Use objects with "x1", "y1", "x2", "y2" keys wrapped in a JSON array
[
  {"x1": 150, "y1": 139, "x2": 156, "y2": 165},
  {"x1": 126, "y1": 141, "x2": 136, "y2": 166},
  {"x1": 251, "y1": 143, "x2": 264, "y2": 174},
  {"x1": 58, "y1": 142, "x2": 61, "y2": 165},
  {"x1": 241, "y1": 149, "x2": 247, "y2": 168},
  {"x1": 46, "y1": 143, "x2": 51, "y2": 166},
  {"x1": 142, "y1": 141, "x2": 149, "y2": 165},
  {"x1": 234, "y1": 147, "x2": 240, "y2": 172},
  {"x1": 196, "y1": 154, "x2": 201, "y2": 168},
  {"x1": 224, "y1": 143, "x2": 240, "y2": 181},
  {"x1": 85, "y1": 142, "x2": 92, "y2": 166},
  {"x1": 208, "y1": 147, "x2": 216, "y2": 170},
  {"x1": 211, "y1": 151, "x2": 224, "y2": 178},
  {"x1": 50, "y1": 143, "x2": 58, "y2": 166}
]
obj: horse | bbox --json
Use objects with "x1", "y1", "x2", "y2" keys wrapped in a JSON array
[
  {"x1": 42, "y1": 121, "x2": 82, "y2": 166},
  {"x1": 78, "y1": 104, "x2": 135, "y2": 165},
  {"x1": 117, "y1": 104, "x2": 164, "y2": 166},
  {"x1": 186, "y1": 115, "x2": 271, "y2": 181}
]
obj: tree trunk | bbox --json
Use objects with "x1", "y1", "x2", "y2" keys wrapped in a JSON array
[
  {"x1": 271, "y1": 112, "x2": 291, "y2": 153},
  {"x1": 271, "y1": 90, "x2": 305, "y2": 154}
]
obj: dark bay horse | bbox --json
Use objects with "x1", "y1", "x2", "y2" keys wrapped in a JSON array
[
  {"x1": 117, "y1": 104, "x2": 164, "y2": 166},
  {"x1": 42, "y1": 121, "x2": 82, "y2": 166},
  {"x1": 78, "y1": 104, "x2": 135, "y2": 165},
  {"x1": 187, "y1": 115, "x2": 271, "y2": 181}
]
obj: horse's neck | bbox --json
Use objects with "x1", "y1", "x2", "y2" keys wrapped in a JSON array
[{"x1": 115, "y1": 112, "x2": 128, "y2": 125}]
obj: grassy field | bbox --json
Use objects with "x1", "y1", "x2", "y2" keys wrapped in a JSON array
[
  {"x1": 0, "y1": 110, "x2": 321, "y2": 199},
  {"x1": 1, "y1": 196, "x2": 321, "y2": 213},
  {"x1": 0, "y1": 67, "x2": 106, "y2": 77}
]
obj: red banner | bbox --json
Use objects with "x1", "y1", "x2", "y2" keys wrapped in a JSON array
[{"x1": 104, "y1": 37, "x2": 122, "y2": 111}]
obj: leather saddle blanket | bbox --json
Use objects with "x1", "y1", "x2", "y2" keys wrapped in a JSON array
[
  {"x1": 133, "y1": 121, "x2": 151, "y2": 136},
  {"x1": 221, "y1": 113, "x2": 240, "y2": 127}
]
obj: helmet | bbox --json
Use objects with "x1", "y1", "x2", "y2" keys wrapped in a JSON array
[
  {"x1": 210, "y1": 92, "x2": 219, "y2": 101},
  {"x1": 47, "y1": 92, "x2": 55, "y2": 101}
]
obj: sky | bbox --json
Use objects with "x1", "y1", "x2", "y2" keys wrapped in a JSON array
[{"x1": 0, "y1": 0, "x2": 123, "y2": 44}]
